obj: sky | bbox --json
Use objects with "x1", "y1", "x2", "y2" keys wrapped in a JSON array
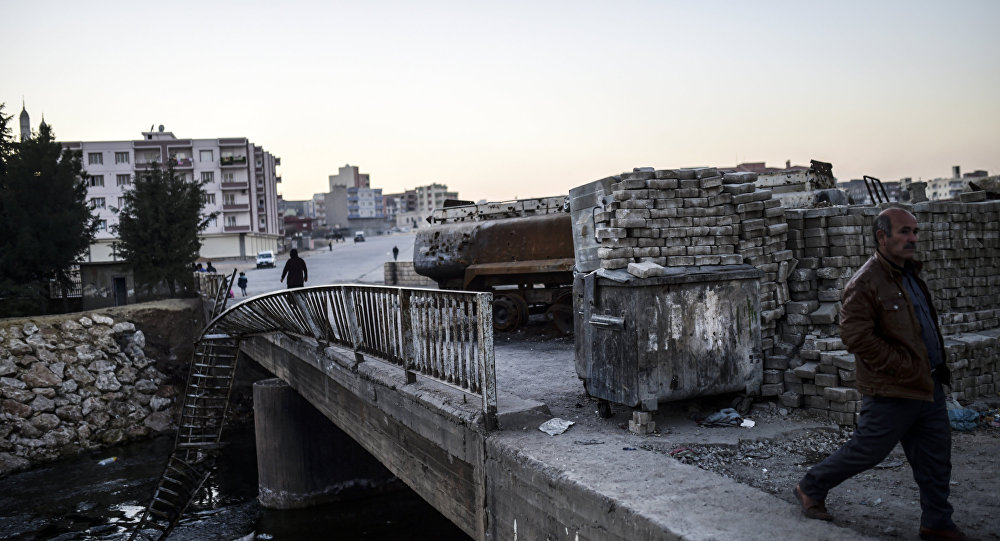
[{"x1": 3, "y1": 0, "x2": 998, "y2": 202}]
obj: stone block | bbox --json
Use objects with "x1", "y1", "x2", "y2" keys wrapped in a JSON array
[
  {"x1": 823, "y1": 386, "x2": 861, "y2": 402},
  {"x1": 814, "y1": 372, "x2": 839, "y2": 387},
  {"x1": 779, "y1": 391, "x2": 802, "y2": 408},
  {"x1": 761, "y1": 383, "x2": 785, "y2": 396},
  {"x1": 793, "y1": 361, "x2": 819, "y2": 379}
]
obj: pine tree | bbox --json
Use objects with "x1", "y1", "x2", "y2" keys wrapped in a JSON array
[
  {"x1": 0, "y1": 109, "x2": 97, "y2": 316},
  {"x1": 113, "y1": 161, "x2": 216, "y2": 296}
]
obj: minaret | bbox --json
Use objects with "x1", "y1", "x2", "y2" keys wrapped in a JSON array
[{"x1": 19, "y1": 99, "x2": 30, "y2": 141}]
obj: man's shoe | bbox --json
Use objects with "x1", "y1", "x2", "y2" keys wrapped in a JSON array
[
  {"x1": 793, "y1": 484, "x2": 833, "y2": 521},
  {"x1": 918, "y1": 526, "x2": 981, "y2": 541}
]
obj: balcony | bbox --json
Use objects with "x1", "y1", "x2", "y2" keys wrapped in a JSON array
[
  {"x1": 220, "y1": 155, "x2": 248, "y2": 167},
  {"x1": 224, "y1": 224, "x2": 251, "y2": 233},
  {"x1": 171, "y1": 157, "x2": 193, "y2": 168},
  {"x1": 221, "y1": 181, "x2": 249, "y2": 190},
  {"x1": 223, "y1": 203, "x2": 250, "y2": 212}
]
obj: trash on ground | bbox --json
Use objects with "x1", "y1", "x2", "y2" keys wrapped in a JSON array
[
  {"x1": 698, "y1": 408, "x2": 742, "y2": 427},
  {"x1": 948, "y1": 407, "x2": 980, "y2": 431},
  {"x1": 740, "y1": 419, "x2": 756, "y2": 428},
  {"x1": 97, "y1": 457, "x2": 118, "y2": 466},
  {"x1": 573, "y1": 439, "x2": 605, "y2": 445},
  {"x1": 622, "y1": 447, "x2": 637, "y2": 451},
  {"x1": 539, "y1": 418, "x2": 575, "y2": 436}
]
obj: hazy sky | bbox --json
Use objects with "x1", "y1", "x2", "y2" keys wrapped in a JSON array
[{"x1": 3, "y1": 1, "x2": 998, "y2": 201}]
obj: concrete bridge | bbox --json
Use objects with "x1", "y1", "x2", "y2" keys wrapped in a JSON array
[{"x1": 135, "y1": 284, "x2": 869, "y2": 541}]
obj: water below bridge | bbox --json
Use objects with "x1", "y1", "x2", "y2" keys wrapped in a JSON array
[{"x1": 0, "y1": 425, "x2": 470, "y2": 540}]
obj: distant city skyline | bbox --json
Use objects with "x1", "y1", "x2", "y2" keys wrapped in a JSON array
[{"x1": 3, "y1": 1, "x2": 997, "y2": 202}]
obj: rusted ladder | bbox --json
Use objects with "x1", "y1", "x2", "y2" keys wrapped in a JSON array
[{"x1": 128, "y1": 279, "x2": 242, "y2": 541}]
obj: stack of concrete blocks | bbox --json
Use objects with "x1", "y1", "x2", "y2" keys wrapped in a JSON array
[
  {"x1": 724, "y1": 171, "x2": 795, "y2": 362},
  {"x1": 629, "y1": 411, "x2": 656, "y2": 435},
  {"x1": 777, "y1": 200, "x2": 1000, "y2": 424},
  {"x1": 594, "y1": 168, "x2": 743, "y2": 270},
  {"x1": 593, "y1": 168, "x2": 796, "y2": 363}
]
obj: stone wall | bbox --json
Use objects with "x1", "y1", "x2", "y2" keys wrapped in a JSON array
[
  {"x1": 383, "y1": 262, "x2": 438, "y2": 288},
  {"x1": 0, "y1": 313, "x2": 178, "y2": 476}
]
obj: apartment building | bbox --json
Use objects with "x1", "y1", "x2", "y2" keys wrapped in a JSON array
[{"x1": 63, "y1": 126, "x2": 281, "y2": 262}]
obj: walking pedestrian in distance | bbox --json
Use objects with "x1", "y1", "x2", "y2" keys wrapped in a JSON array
[
  {"x1": 237, "y1": 271, "x2": 248, "y2": 296},
  {"x1": 280, "y1": 249, "x2": 308, "y2": 289},
  {"x1": 392, "y1": 245, "x2": 399, "y2": 261},
  {"x1": 793, "y1": 208, "x2": 979, "y2": 541}
]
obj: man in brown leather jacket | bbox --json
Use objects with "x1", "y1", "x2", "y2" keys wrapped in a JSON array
[{"x1": 793, "y1": 208, "x2": 978, "y2": 541}]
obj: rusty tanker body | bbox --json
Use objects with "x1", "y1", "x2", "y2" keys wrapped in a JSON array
[{"x1": 412, "y1": 197, "x2": 575, "y2": 332}]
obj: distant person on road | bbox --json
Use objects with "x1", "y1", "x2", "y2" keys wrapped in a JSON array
[
  {"x1": 237, "y1": 272, "x2": 248, "y2": 296},
  {"x1": 793, "y1": 208, "x2": 976, "y2": 541},
  {"x1": 280, "y1": 249, "x2": 308, "y2": 289},
  {"x1": 392, "y1": 245, "x2": 399, "y2": 261},
  {"x1": 206, "y1": 261, "x2": 216, "y2": 273}
]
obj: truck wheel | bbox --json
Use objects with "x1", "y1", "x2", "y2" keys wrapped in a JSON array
[
  {"x1": 492, "y1": 295, "x2": 522, "y2": 332},
  {"x1": 545, "y1": 302, "x2": 573, "y2": 335}
]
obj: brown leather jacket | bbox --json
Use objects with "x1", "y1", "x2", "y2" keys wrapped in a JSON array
[{"x1": 839, "y1": 251, "x2": 948, "y2": 401}]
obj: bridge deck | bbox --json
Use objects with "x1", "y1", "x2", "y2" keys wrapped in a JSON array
[{"x1": 243, "y1": 332, "x2": 869, "y2": 541}]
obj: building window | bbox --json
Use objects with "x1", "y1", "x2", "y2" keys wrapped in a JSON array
[
  {"x1": 200, "y1": 150, "x2": 213, "y2": 162},
  {"x1": 117, "y1": 197, "x2": 125, "y2": 209},
  {"x1": 116, "y1": 174, "x2": 131, "y2": 187},
  {"x1": 88, "y1": 152, "x2": 103, "y2": 165},
  {"x1": 258, "y1": 198, "x2": 265, "y2": 208},
  {"x1": 88, "y1": 175, "x2": 105, "y2": 187},
  {"x1": 97, "y1": 219, "x2": 107, "y2": 231},
  {"x1": 223, "y1": 172, "x2": 235, "y2": 183},
  {"x1": 90, "y1": 197, "x2": 106, "y2": 209},
  {"x1": 225, "y1": 215, "x2": 237, "y2": 227},
  {"x1": 259, "y1": 217, "x2": 266, "y2": 226},
  {"x1": 203, "y1": 193, "x2": 216, "y2": 205},
  {"x1": 207, "y1": 216, "x2": 217, "y2": 227},
  {"x1": 114, "y1": 152, "x2": 130, "y2": 164},
  {"x1": 223, "y1": 193, "x2": 236, "y2": 205},
  {"x1": 201, "y1": 171, "x2": 214, "y2": 183}
]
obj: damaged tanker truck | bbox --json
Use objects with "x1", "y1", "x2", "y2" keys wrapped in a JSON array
[{"x1": 412, "y1": 196, "x2": 575, "y2": 332}]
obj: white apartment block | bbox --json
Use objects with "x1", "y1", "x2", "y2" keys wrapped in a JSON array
[
  {"x1": 415, "y1": 183, "x2": 458, "y2": 213},
  {"x1": 63, "y1": 127, "x2": 281, "y2": 262}
]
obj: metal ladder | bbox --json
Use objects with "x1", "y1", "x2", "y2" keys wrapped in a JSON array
[{"x1": 128, "y1": 274, "x2": 242, "y2": 541}]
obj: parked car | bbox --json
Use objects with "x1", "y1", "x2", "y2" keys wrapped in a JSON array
[
  {"x1": 256, "y1": 250, "x2": 276, "y2": 268},
  {"x1": 354, "y1": 231, "x2": 365, "y2": 243}
]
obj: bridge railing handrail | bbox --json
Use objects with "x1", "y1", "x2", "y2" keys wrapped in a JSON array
[{"x1": 203, "y1": 284, "x2": 497, "y2": 429}]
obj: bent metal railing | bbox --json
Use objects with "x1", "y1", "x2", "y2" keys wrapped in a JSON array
[{"x1": 130, "y1": 284, "x2": 496, "y2": 541}]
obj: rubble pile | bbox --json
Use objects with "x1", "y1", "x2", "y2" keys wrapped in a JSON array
[{"x1": 0, "y1": 314, "x2": 177, "y2": 475}]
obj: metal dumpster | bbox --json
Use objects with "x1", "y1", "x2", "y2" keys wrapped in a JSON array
[{"x1": 574, "y1": 265, "x2": 763, "y2": 412}]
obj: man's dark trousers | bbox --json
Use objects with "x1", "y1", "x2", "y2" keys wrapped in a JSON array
[{"x1": 799, "y1": 382, "x2": 954, "y2": 530}]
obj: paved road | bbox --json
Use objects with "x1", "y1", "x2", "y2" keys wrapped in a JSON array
[{"x1": 232, "y1": 233, "x2": 416, "y2": 298}]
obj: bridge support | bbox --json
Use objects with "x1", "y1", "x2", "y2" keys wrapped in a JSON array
[{"x1": 253, "y1": 378, "x2": 397, "y2": 509}]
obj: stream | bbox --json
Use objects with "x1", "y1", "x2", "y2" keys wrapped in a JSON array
[{"x1": 0, "y1": 426, "x2": 471, "y2": 540}]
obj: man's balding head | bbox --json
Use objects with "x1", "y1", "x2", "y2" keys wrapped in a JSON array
[{"x1": 874, "y1": 208, "x2": 919, "y2": 265}]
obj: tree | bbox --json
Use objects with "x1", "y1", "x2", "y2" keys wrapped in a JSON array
[
  {"x1": 113, "y1": 161, "x2": 216, "y2": 296},
  {"x1": 0, "y1": 108, "x2": 97, "y2": 316}
]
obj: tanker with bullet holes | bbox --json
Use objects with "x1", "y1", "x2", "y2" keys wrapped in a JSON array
[{"x1": 412, "y1": 197, "x2": 575, "y2": 332}]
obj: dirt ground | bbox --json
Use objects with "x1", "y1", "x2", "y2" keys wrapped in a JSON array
[{"x1": 500, "y1": 320, "x2": 1000, "y2": 540}]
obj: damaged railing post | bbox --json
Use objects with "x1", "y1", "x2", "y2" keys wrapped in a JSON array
[
  {"x1": 476, "y1": 292, "x2": 498, "y2": 430},
  {"x1": 341, "y1": 286, "x2": 365, "y2": 366},
  {"x1": 399, "y1": 289, "x2": 417, "y2": 384}
]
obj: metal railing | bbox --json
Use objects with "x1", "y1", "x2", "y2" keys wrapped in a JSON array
[{"x1": 206, "y1": 285, "x2": 497, "y2": 424}]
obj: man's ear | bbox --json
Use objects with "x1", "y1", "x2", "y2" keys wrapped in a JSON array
[{"x1": 875, "y1": 229, "x2": 886, "y2": 246}]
